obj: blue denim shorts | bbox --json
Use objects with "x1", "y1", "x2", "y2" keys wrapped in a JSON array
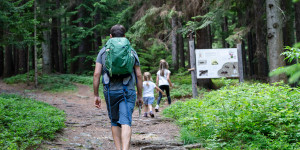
[
  {"x1": 104, "y1": 90, "x2": 136, "y2": 127},
  {"x1": 143, "y1": 97, "x2": 155, "y2": 105}
]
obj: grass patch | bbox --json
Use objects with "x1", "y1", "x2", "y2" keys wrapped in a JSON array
[
  {"x1": 0, "y1": 94, "x2": 66, "y2": 149},
  {"x1": 163, "y1": 82, "x2": 300, "y2": 149}
]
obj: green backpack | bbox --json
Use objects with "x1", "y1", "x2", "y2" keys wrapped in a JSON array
[{"x1": 105, "y1": 37, "x2": 135, "y2": 77}]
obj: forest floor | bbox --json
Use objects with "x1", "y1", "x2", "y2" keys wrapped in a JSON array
[{"x1": 0, "y1": 80, "x2": 196, "y2": 150}]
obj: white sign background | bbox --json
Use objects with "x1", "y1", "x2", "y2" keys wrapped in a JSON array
[{"x1": 195, "y1": 48, "x2": 239, "y2": 79}]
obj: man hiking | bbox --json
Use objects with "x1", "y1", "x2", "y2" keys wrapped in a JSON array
[{"x1": 93, "y1": 24, "x2": 143, "y2": 150}]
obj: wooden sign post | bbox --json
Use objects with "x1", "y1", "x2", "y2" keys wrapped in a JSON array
[
  {"x1": 188, "y1": 33, "x2": 198, "y2": 98},
  {"x1": 237, "y1": 43, "x2": 244, "y2": 83}
]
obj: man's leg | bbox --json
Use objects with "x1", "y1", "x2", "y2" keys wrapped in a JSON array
[
  {"x1": 121, "y1": 124, "x2": 132, "y2": 150},
  {"x1": 111, "y1": 126, "x2": 122, "y2": 150}
]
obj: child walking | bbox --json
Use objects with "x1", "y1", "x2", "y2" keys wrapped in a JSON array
[
  {"x1": 142, "y1": 72, "x2": 165, "y2": 118},
  {"x1": 155, "y1": 59, "x2": 173, "y2": 112}
]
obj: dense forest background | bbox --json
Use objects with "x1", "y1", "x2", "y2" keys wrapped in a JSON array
[{"x1": 0, "y1": 0, "x2": 299, "y2": 88}]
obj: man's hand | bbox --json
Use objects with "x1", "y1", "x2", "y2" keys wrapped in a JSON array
[
  {"x1": 135, "y1": 95, "x2": 143, "y2": 108},
  {"x1": 95, "y1": 96, "x2": 101, "y2": 109}
]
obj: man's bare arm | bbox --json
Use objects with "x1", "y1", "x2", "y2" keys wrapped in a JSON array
[
  {"x1": 93, "y1": 63, "x2": 102, "y2": 108},
  {"x1": 134, "y1": 65, "x2": 143, "y2": 105},
  {"x1": 93, "y1": 63, "x2": 102, "y2": 96}
]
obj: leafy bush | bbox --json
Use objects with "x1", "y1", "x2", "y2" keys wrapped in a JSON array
[
  {"x1": 270, "y1": 45, "x2": 300, "y2": 84},
  {"x1": 0, "y1": 94, "x2": 65, "y2": 149},
  {"x1": 212, "y1": 78, "x2": 239, "y2": 89},
  {"x1": 163, "y1": 83, "x2": 300, "y2": 149}
]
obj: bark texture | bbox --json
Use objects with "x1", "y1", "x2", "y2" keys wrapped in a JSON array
[
  {"x1": 281, "y1": 0, "x2": 295, "y2": 47},
  {"x1": 4, "y1": 46, "x2": 14, "y2": 77},
  {"x1": 41, "y1": 0, "x2": 51, "y2": 74},
  {"x1": 266, "y1": 0, "x2": 286, "y2": 83},
  {"x1": 42, "y1": 29, "x2": 51, "y2": 74},
  {"x1": 295, "y1": 2, "x2": 300, "y2": 42},
  {"x1": 254, "y1": 0, "x2": 269, "y2": 80},
  {"x1": 171, "y1": 14, "x2": 179, "y2": 71},
  {"x1": 178, "y1": 18, "x2": 185, "y2": 68},
  {"x1": 0, "y1": 47, "x2": 3, "y2": 77}
]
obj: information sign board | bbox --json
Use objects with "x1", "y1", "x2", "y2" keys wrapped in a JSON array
[{"x1": 195, "y1": 48, "x2": 239, "y2": 79}]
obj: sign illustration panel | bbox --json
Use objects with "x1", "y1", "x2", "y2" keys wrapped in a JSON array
[{"x1": 195, "y1": 48, "x2": 239, "y2": 79}]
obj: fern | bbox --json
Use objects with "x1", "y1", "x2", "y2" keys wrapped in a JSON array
[{"x1": 270, "y1": 44, "x2": 300, "y2": 84}]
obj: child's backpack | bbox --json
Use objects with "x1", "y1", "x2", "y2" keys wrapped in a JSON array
[{"x1": 105, "y1": 37, "x2": 135, "y2": 77}]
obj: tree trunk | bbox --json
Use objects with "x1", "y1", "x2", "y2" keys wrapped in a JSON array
[
  {"x1": 295, "y1": 2, "x2": 300, "y2": 42},
  {"x1": 266, "y1": 0, "x2": 286, "y2": 83},
  {"x1": 0, "y1": 47, "x2": 3, "y2": 77},
  {"x1": 64, "y1": 17, "x2": 68, "y2": 71},
  {"x1": 171, "y1": 15, "x2": 179, "y2": 71},
  {"x1": 78, "y1": 2, "x2": 85, "y2": 73},
  {"x1": 14, "y1": 47, "x2": 19, "y2": 75},
  {"x1": 40, "y1": 0, "x2": 51, "y2": 74},
  {"x1": 51, "y1": 17, "x2": 59, "y2": 72},
  {"x1": 222, "y1": 16, "x2": 229, "y2": 48},
  {"x1": 281, "y1": 0, "x2": 295, "y2": 47},
  {"x1": 241, "y1": 41, "x2": 248, "y2": 78},
  {"x1": 31, "y1": 46, "x2": 35, "y2": 70},
  {"x1": 34, "y1": 0, "x2": 38, "y2": 87},
  {"x1": 4, "y1": 46, "x2": 14, "y2": 77},
  {"x1": 254, "y1": 0, "x2": 269, "y2": 81},
  {"x1": 18, "y1": 48, "x2": 27, "y2": 74},
  {"x1": 70, "y1": 7, "x2": 78, "y2": 74},
  {"x1": 94, "y1": 10, "x2": 102, "y2": 52},
  {"x1": 27, "y1": 46, "x2": 30, "y2": 85},
  {"x1": 247, "y1": 32, "x2": 255, "y2": 77},
  {"x1": 0, "y1": 29, "x2": 3, "y2": 77},
  {"x1": 178, "y1": 18, "x2": 185, "y2": 68},
  {"x1": 187, "y1": 38, "x2": 191, "y2": 69},
  {"x1": 56, "y1": 0, "x2": 64, "y2": 73},
  {"x1": 42, "y1": 29, "x2": 51, "y2": 74}
]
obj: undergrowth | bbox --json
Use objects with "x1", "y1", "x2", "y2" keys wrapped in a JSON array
[
  {"x1": 163, "y1": 82, "x2": 300, "y2": 149},
  {"x1": 3, "y1": 72, "x2": 94, "y2": 92},
  {"x1": 0, "y1": 94, "x2": 66, "y2": 149}
]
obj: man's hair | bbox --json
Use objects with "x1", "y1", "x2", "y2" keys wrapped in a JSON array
[{"x1": 110, "y1": 24, "x2": 126, "y2": 37}]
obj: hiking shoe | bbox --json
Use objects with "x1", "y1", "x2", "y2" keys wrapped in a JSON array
[
  {"x1": 155, "y1": 105, "x2": 159, "y2": 112},
  {"x1": 149, "y1": 111, "x2": 154, "y2": 118},
  {"x1": 143, "y1": 113, "x2": 148, "y2": 117}
]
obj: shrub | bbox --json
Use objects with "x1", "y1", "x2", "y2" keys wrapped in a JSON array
[
  {"x1": 0, "y1": 94, "x2": 65, "y2": 149},
  {"x1": 163, "y1": 83, "x2": 300, "y2": 149}
]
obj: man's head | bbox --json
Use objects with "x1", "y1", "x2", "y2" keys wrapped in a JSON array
[{"x1": 110, "y1": 24, "x2": 126, "y2": 37}]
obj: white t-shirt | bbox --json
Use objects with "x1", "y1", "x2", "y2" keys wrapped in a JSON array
[
  {"x1": 143, "y1": 81, "x2": 156, "y2": 97},
  {"x1": 157, "y1": 69, "x2": 171, "y2": 86}
]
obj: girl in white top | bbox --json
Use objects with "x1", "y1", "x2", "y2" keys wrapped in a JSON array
[
  {"x1": 155, "y1": 59, "x2": 173, "y2": 112},
  {"x1": 143, "y1": 72, "x2": 164, "y2": 118}
]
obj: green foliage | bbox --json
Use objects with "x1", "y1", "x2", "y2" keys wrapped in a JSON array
[
  {"x1": 0, "y1": 94, "x2": 65, "y2": 149},
  {"x1": 270, "y1": 64, "x2": 300, "y2": 84},
  {"x1": 282, "y1": 46, "x2": 300, "y2": 64},
  {"x1": 163, "y1": 83, "x2": 300, "y2": 149},
  {"x1": 270, "y1": 45, "x2": 300, "y2": 84},
  {"x1": 4, "y1": 73, "x2": 89, "y2": 90},
  {"x1": 0, "y1": 0, "x2": 35, "y2": 47},
  {"x1": 212, "y1": 78, "x2": 239, "y2": 89},
  {"x1": 138, "y1": 41, "x2": 172, "y2": 73}
]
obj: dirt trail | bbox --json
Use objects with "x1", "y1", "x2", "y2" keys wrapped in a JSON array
[{"x1": 0, "y1": 81, "x2": 185, "y2": 150}]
